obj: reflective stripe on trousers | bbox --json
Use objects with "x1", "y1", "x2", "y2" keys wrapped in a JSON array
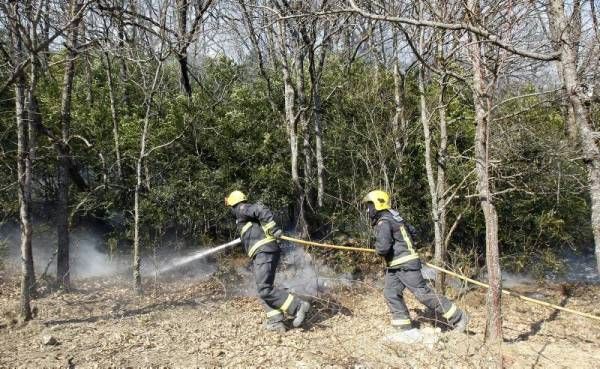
[
  {"x1": 384, "y1": 268, "x2": 460, "y2": 324},
  {"x1": 443, "y1": 304, "x2": 458, "y2": 320},
  {"x1": 391, "y1": 318, "x2": 411, "y2": 326},
  {"x1": 253, "y1": 251, "x2": 300, "y2": 318}
]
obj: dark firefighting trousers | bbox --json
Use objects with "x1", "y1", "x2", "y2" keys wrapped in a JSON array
[
  {"x1": 384, "y1": 267, "x2": 462, "y2": 328},
  {"x1": 253, "y1": 251, "x2": 301, "y2": 323}
]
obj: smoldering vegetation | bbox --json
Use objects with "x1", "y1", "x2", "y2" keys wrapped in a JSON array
[
  {"x1": 0, "y1": 221, "x2": 362, "y2": 300},
  {"x1": 1, "y1": 222, "x2": 128, "y2": 279},
  {"x1": 2, "y1": 219, "x2": 598, "y2": 299}
]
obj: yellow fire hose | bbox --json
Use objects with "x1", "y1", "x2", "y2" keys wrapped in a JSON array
[{"x1": 281, "y1": 235, "x2": 600, "y2": 323}]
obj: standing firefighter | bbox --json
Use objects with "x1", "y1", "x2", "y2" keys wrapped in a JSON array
[
  {"x1": 225, "y1": 190, "x2": 311, "y2": 332},
  {"x1": 362, "y1": 190, "x2": 469, "y2": 332}
]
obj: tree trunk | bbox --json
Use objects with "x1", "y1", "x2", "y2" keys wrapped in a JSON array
[
  {"x1": 239, "y1": 1, "x2": 278, "y2": 113},
  {"x1": 176, "y1": 0, "x2": 192, "y2": 97},
  {"x1": 309, "y1": 48, "x2": 325, "y2": 209},
  {"x1": 133, "y1": 153, "x2": 143, "y2": 295},
  {"x1": 419, "y1": 65, "x2": 446, "y2": 290},
  {"x1": 417, "y1": 22, "x2": 448, "y2": 292},
  {"x1": 295, "y1": 50, "x2": 312, "y2": 208},
  {"x1": 391, "y1": 62, "x2": 407, "y2": 167},
  {"x1": 16, "y1": 72, "x2": 35, "y2": 321},
  {"x1": 303, "y1": 131, "x2": 312, "y2": 195},
  {"x1": 549, "y1": 0, "x2": 600, "y2": 274},
  {"x1": 8, "y1": 1, "x2": 36, "y2": 320},
  {"x1": 57, "y1": 0, "x2": 81, "y2": 289},
  {"x1": 133, "y1": 62, "x2": 162, "y2": 295},
  {"x1": 435, "y1": 77, "x2": 449, "y2": 291},
  {"x1": 41, "y1": 0, "x2": 50, "y2": 68},
  {"x1": 117, "y1": 15, "x2": 129, "y2": 106},
  {"x1": 278, "y1": 22, "x2": 308, "y2": 237},
  {"x1": 468, "y1": 29, "x2": 503, "y2": 344},
  {"x1": 105, "y1": 54, "x2": 123, "y2": 180},
  {"x1": 178, "y1": 53, "x2": 192, "y2": 97}
]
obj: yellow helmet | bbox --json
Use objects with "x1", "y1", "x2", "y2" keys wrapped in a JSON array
[
  {"x1": 225, "y1": 190, "x2": 247, "y2": 207},
  {"x1": 362, "y1": 190, "x2": 391, "y2": 211}
]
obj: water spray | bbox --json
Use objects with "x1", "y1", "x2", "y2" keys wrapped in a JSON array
[{"x1": 158, "y1": 238, "x2": 241, "y2": 274}]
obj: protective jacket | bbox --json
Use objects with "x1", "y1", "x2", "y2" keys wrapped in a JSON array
[
  {"x1": 373, "y1": 209, "x2": 421, "y2": 270},
  {"x1": 233, "y1": 202, "x2": 281, "y2": 258}
]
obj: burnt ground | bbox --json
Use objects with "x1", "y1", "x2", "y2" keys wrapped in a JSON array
[{"x1": 0, "y1": 266, "x2": 599, "y2": 368}]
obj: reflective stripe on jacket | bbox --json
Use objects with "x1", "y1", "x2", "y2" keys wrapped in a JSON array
[
  {"x1": 234, "y1": 202, "x2": 279, "y2": 257},
  {"x1": 373, "y1": 209, "x2": 421, "y2": 269}
]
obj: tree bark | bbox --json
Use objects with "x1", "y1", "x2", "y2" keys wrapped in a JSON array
[
  {"x1": 6, "y1": 0, "x2": 37, "y2": 321},
  {"x1": 549, "y1": 0, "x2": 600, "y2": 274},
  {"x1": 57, "y1": 0, "x2": 82, "y2": 289},
  {"x1": 133, "y1": 154, "x2": 144, "y2": 295},
  {"x1": 308, "y1": 46, "x2": 326, "y2": 208},
  {"x1": 17, "y1": 73, "x2": 35, "y2": 321},
  {"x1": 435, "y1": 76, "x2": 449, "y2": 291},
  {"x1": 176, "y1": 0, "x2": 192, "y2": 97},
  {"x1": 391, "y1": 62, "x2": 407, "y2": 167},
  {"x1": 174, "y1": 0, "x2": 212, "y2": 98},
  {"x1": 468, "y1": 25, "x2": 503, "y2": 344}
]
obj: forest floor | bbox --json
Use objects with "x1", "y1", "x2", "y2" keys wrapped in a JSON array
[{"x1": 1, "y1": 263, "x2": 599, "y2": 369}]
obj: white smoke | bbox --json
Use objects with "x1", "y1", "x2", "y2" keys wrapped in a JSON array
[
  {"x1": 0, "y1": 222, "x2": 218, "y2": 280},
  {"x1": 0, "y1": 221, "x2": 366, "y2": 295},
  {"x1": 0, "y1": 221, "x2": 129, "y2": 278},
  {"x1": 277, "y1": 243, "x2": 356, "y2": 297}
]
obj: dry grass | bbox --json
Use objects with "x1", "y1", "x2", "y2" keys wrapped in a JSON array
[{"x1": 0, "y1": 266, "x2": 599, "y2": 368}]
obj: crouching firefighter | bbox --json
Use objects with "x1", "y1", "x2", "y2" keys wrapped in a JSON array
[
  {"x1": 362, "y1": 190, "x2": 470, "y2": 332},
  {"x1": 225, "y1": 190, "x2": 311, "y2": 332}
]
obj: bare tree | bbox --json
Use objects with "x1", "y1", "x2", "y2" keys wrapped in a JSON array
[
  {"x1": 416, "y1": 24, "x2": 453, "y2": 293},
  {"x1": 277, "y1": 17, "x2": 310, "y2": 236},
  {"x1": 57, "y1": 0, "x2": 84, "y2": 290},
  {"x1": 391, "y1": 34, "x2": 411, "y2": 174},
  {"x1": 548, "y1": 0, "x2": 600, "y2": 273},
  {"x1": 174, "y1": 0, "x2": 213, "y2": 97},
  {"x1": 239, "y1": 1, "x2": 311, "y2": 236},
  {"x1": 299, "y1": 3, "x2": 332, "y2": 209},
  {"x1": 466, "y1": 3, "x2": 503, "y2": 346},
  {"x1": 133, "y1": 58, "x2": 164, "y2": 295},
  {"x1": 2, "y1": 0, "x2": 38, "y2": 320},
  {"x1": 104, "y1": 52, "x2": 124, "y2": 180},
  {"x1": 129, "y1": 1, "x2": 178, "y2": 294},
  {"x1": 410, "y1": 1, "x2": 467, "y2": 292}
]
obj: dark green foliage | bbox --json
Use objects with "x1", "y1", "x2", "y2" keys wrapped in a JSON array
[{"x1": 0, "y1": 53, "x2": 591, "y2": 274}]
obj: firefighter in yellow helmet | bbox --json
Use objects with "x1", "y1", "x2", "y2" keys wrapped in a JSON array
[
  {"x1": 225, "y1": 190, "x2": 311, "y2": 332},
  {"x1": 362, "y1": 190, "x2": 469, "y2": 332}
]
